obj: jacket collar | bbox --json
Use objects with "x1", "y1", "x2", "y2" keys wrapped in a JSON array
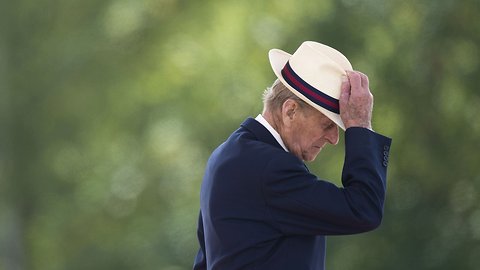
[{"x1": 240, "y1": 117, "x2": 285, "y2": 151}]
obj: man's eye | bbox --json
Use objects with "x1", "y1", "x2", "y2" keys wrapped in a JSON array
[{"x1": 325, "y1": 124, "x2": 335, "y2": 130}]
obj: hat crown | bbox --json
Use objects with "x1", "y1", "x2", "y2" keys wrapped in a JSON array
[{"x1": 288, "y1": 41, "x2": 352, "y2": 100}]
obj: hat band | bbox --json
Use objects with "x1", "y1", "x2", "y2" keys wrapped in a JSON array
[{"x1": 281, "y1": 61, "x2": 340, "y2": 114}]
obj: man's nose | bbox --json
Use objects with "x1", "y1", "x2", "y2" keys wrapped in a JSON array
[{"x1": 326, "y1": 126, "x2": 339, "y2": 145}]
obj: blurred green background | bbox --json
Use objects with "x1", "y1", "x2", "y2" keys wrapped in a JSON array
[{"x1": 1, "y1": 0, "x2": 479, "y2": 269}]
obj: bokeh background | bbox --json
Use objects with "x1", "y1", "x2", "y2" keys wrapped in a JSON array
[{"x1": 1, "y1": 0, "x2": 480, "y2": 269}]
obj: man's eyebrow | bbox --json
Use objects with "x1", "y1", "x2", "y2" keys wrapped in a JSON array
[{"x1": 322, "y1": 122, "x2": 335, "y2": 130}]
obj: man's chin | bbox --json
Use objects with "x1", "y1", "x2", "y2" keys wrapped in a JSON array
[{"x1": 302, "y1": 151, "x2": 321, "y2": 162}]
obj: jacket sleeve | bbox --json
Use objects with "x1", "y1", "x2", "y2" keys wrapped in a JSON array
[
  {"x1": 192, "y1": 211, "x2": 207, "y2": 270},
  {"x1": 261, "y1": 127, "x2": 392, "y2": 236}
]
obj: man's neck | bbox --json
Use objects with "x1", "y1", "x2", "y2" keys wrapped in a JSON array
[
  {"x1": 257, "y1": 112, "x2": 288, "y2": 152},
  {"x1": 262, "y1": 111, "x2": 279, "y2": 132}
]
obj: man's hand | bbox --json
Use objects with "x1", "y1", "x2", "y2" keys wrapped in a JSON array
[{"x1": 339, "y1": 71, "x2": 373, "y2": 130}]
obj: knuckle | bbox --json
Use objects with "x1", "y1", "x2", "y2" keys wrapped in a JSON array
[{"x1": 351, "y1": 72, "x2": 361, "y2": 80}]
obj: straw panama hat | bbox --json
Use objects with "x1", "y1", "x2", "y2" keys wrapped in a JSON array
[{"x1": 268, "y1": 41, "x2": 353, "y2": 130}]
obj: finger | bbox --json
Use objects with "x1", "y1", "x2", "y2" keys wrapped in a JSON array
[
  {"x1": 358, "y1": 72, "x2": 369, "y2": 89},
  {"x1": 341, "y1": 75, "x2": 351, "y2": 94},
  {"x1": 347, "y1": 71, "x2": 362, "y2": 95}
]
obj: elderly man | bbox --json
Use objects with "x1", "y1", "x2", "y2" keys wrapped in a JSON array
[{"x1": 193, "y1": 41, "x2": 392, "y2": 270}]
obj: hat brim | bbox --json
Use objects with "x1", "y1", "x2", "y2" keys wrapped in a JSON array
[{"x1": 268, "y1": 48, "x2": 346, "y2": 131}]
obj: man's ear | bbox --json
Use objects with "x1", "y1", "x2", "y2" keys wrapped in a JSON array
[{"x1": 281, "y1": 99, "x2": 298, "y2": 126}]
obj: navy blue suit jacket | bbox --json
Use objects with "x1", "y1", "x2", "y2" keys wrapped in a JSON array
[{"x1": 193, "y1": 118, "x2": 392, "y2": 270}]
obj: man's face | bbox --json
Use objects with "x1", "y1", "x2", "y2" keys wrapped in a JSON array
[{"x1": 281, "y1": 103, "x2": 339, "y2": 162}]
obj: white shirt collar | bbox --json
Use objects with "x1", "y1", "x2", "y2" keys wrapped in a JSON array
[{"x1": 255, "y1": 114, "x2": 289, "y2": 152}]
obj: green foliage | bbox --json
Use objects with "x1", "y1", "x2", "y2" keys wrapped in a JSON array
[{"x1": 1, "y1": 0, "x2": 479, "y2": 269}]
